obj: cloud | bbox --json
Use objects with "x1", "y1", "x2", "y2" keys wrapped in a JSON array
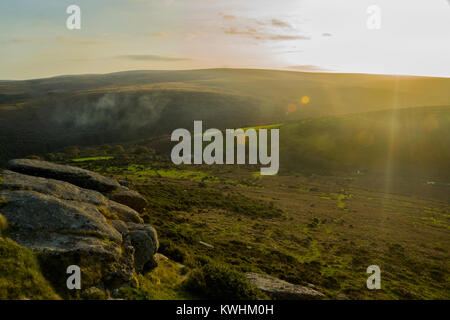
[
  {"x1": 117, "y1": 54, "x2": 191, "y2": 62},
  {"x1": 221, "y1": 15, "x2": 307, "y2": 42},
  {"x1": 223, "y1": 27, "x2": 310, "y2": 41},
  {"x1": 287, "y1": 65, "x2": 329, "y2": 72},
  {"x1": 222, "y1": 14, "x2": 236, "y2": 20},
  {"x1": 270, "y1": 19, "x2": 292, "y2": 29}
]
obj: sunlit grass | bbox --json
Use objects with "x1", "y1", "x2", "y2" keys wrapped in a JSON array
[{"x1": 71, "y1": 156, "x2": 114, "y2": 162}]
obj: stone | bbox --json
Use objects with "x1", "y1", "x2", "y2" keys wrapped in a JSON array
[
  {"x1": 245, "y1": 272, "x2": 325, "y2": 300},
  {"x1": 106, "y1": 186, "x2": 148, "y2": 213},
  {"x1": 1, "y1": 170, "x2": 143, "y2": 224},
  {"x1": 337, "y1": 293, "x2": 350, "y2": 300},
  {"x1": 0, "y1": 162, "x2": 158, "y2": 292},
  {"x1": 7, "y1": 159, "x2": 120, "y2": 192},
  {"x1": 198, "y1": 241, "x2": 214, "y2": 249},
  {"x1": 0, "y1": 189, "x2": 122, "y2": 249},
  {"x1": 110, "y1": 220, "x2": 129, "y2": 235},
  {"x1": 126, "y1": 222, "x2": 159, "y2": 273}
]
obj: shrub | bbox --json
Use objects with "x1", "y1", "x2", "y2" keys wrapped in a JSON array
[
  {"x1": 111, "y1": 145, "x2": 125, "y2": 154},
  {"x1": 0, "y1": 213, "x2": 7, "y2": 235},
  {"x1": 99, "y1": 144, "x2": 112, "y2": 151},
  {"x1": 81, "y1": 147, "x2": 97, "y2": 155},
  {"x1": 45, "y1": 153, "x2": 56, "y2": 161},
  {"x1": 64, "y1": 146, "x2": 80, "y2": 155},
  {"x1": 183, "y1": 263, "x2": 263, "y2": 300},
  {"x1": 159, "y1": 239, "x2": 189, "y2": 264},
  {"x1": 134, "y1": 146, "x2": 150, "y2": 155}
]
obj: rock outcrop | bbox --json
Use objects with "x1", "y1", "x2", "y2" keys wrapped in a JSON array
[
  {"x1": 7, "y1": 159, "x2": 120, "y2": 192},
  {"x1": 1, "y1": 170, "x2": 143, "y2": 224},
  {"x1": 106, "y1": 186, "x2": 148, "y2": 213},
  {"x1": 0, "y1": 159, "x2": 158, "y2": 296},
  {"x1": 245, "y1": 272, "x2": 325, "y2": 300}
]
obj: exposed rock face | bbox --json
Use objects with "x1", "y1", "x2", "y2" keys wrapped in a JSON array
[
  {"x1": 245, "y1": 272, "x2": 325, "y2": 300},
  {"x1": 1, "y1": 170, "x2": 143, "y2": 224},
  {"x1": 0, "y1": 190, "x2": 122, "y2": 247},
  {"x1": 0, "y1": 159, "x2": 158, "y2": 295},
  {"x1": 7, "y1": 159, "x2": 120, "y2": 192},
  {"x1": 106, "y1": 186, "x2": 148, "y2": 213},
  {"x1": 126, "y1": 223, "x2": 159, "y2": 273}
]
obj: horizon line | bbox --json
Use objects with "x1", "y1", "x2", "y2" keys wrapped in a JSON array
[{"x1": 2, "y1": 67, "x2": 450, "y2": 82}]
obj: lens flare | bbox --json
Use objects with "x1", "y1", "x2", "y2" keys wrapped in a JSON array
[{"x1": 301, "y1": 96, "x2": 310, "y2": 104}]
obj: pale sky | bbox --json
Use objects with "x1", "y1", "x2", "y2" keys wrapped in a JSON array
[{"x1": 1, "y1": 0, "x2": 449, "y2": 79}]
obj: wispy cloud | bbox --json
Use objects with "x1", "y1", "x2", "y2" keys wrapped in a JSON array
[
  {"x1": 270, "y1": 19, "x2": 292, "y2": 29},
  {"x1": 221, "y1": 14, "x2": 308, "y2": 42},
  {"x1": 222, "y1": 14, "x2": 236, "y2": 20},
  {"x1": 223, "y1": 27, "x2": 310, "y2": 41},
  {"x1": 117, "y1": 54, "x2": 191, "y2": 61}
]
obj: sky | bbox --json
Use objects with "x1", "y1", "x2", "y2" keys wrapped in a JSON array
[{"x1": 0, "y1": 0, "x2": 449, "y2": 80}]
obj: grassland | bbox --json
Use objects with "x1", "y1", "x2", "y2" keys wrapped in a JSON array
[{"x1": 51, "y1": 136, "x2": 449, "y2": 300}]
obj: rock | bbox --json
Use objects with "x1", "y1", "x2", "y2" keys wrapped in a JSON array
[
  {"x1": 199, "y1": 241, "x2": 214, "y2": 249},
  {"x1": 105, "y1": 202, "x2": 143, "y2": 224},
  {"x1": 1, "y1": 170, "x2": 143, "y2": 224},
  {"x1": 106, "y1": 186, "x2": 148, "y2": 213},
  {"x1": 245, "y1": 272, "x2": 325, "y2": 300},
  {"x1": 117, "y1": 179, "x2": 132, "y2": 187},
  {"x1": 110, "y1": 220, "x2": 129, "y2": 235},
  {"x1": 154, "y1": 253, "x2": 169, "y2": 262},
  {"x1": 126, "y1": 223, "x2": 159, "y2": 273},
  {"x1": 0, "y1": 189, "x2": 129, "y2": 290},
  {"x1": 0, "y1": 190, "x2": 122, "y2": 249},
  {"x1": 337, "y1": 293, "x2": 350, "y2": 300},
  {"x1": 7, "y1": 159, "x2": 120, "y2": 192},
  {"x1": 0, "y1": 162, "x2": 158, "y2": 293}
]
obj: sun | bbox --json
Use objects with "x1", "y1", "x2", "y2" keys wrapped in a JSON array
[{"x1": 301, "y1": 96, "x2": 310, "y2": 104}]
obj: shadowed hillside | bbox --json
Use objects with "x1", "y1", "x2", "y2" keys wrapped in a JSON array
[
  {"x1": 1, "y1": 69, "x2": 450, "y2": 164},
  {"x1": 280, "y1": 106, "x2": 450, "y2": 178}
]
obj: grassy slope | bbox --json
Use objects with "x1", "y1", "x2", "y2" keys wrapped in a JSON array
[
  {"x1": 54, "y1": 118, "x2": 449, "y2": 300},
  {"x1": 280, "y1": 105, "x2": 450, "y2": 178},
  {"x1": 0, "y1": 211, "x2": 59, "y2": 300},
  {"x1": 0, "y1": 236, "x2": 59, "y2": 300},
  {"x1": 1, "y1": 69, "x2": 450, "y2": 163}
]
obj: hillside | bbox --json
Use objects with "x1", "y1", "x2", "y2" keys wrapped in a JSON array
[
  {"x1": 123, "y1": 105, "x2": 450, "y2": 181},
  {"x1": 280, "y1": 105, "x2": 450, "y2": 178},
  {"x1": 1, "y1": 69, "x2": 450, "y2": 164}
]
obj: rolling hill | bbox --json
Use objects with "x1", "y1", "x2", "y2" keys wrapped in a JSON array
[{"x1": 1, "y1": 69, "x2": 449, "y2": 164}]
